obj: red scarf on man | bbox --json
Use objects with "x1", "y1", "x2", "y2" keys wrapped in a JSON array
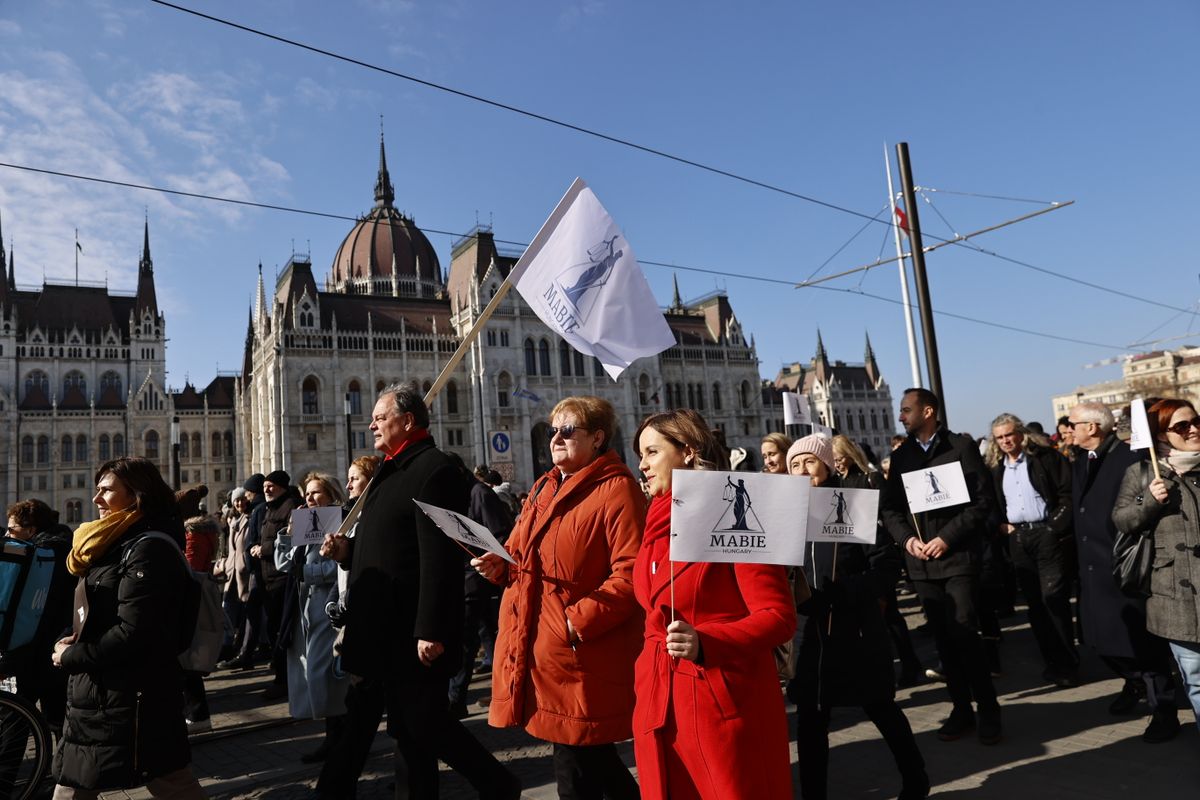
[{"x1": 385, "y1": 427, "x2": 432, "y2": 461}]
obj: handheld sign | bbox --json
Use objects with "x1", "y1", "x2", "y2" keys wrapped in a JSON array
[
  {"x1": 1128, "y1": 398, "x2": 1153, "y2": 451},
  {"x1": 807, "y1": 486, "x2": 880, "y2": 544},
  {"x1": 290, "y1": 506, "x2": 344, "y2": 547},
  {"x1": 900, "y1": 462, "x2": 971, "y2": 515},
  {"x1": 782, "y1": 392, "x2": 813, "y2": 426},
  {"x1": 812, "y1": 422, "x2": 834, "y2": 439},
  {"x1": 670, "y1": 471, "x2": 809, "y2": 566},
  {"x1": 415, "y1": 501, "x2": 516, "y2": 565}
]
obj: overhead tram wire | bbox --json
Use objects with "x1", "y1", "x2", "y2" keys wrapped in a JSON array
[
  {"x1": 148, "y1": 1, "x2": 1174, "y2": 315},
  {"x1": 0, "y1": 159, "x2": 1123, "y2": 351}
]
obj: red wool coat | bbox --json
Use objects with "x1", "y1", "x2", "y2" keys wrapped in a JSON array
[
  {"x1": 488, "y1": 450, "x2": 646, "y2": 745},
  {"x1": 633, "y1": 493, "x2": 795, "y2": 800}
]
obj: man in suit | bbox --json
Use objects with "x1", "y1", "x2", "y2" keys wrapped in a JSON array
[
  {"x1": 317, "y1": 381, "x2": 520, "y2": 799},
  {"x1": 1068, "y1": 401, "x2": 1178, "y2": 743},
  {"x1": 882, "y1": 388, "x2": 1002, "y2": 745}
]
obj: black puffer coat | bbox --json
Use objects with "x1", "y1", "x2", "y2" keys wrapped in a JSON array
[{"x1": 53, "y1": 518, "x2": 192, "y2": 790}]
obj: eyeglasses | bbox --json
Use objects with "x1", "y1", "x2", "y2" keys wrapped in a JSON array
[
  {"x1": 1167, "y1": 417, "x2": 1200, "y2": 437},
  {"x1": 549, "y1": 424, "x2": 588, "y2": 440},
  {"x1": 1068, "y1": 420, "x2": 1093, "y2": 429}
]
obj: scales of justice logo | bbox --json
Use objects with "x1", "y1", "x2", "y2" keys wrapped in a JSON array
[
  {"x1": 540, "y1": 236, "x2": 623, "y2": 335},
  {"x1": 709, "y1": 477, "x2": 769, "y2": 551},
  {"x1": 924, "y1": 469, "x2": 951, "y2": 504},
  {"x1": 821, "y1": 489, "x2": 857, "y2": 538}
]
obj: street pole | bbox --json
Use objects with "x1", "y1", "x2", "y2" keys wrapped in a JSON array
[
  {"x1": 895, "y1": 142, "x2": 947, "y2": 425},
  {"x1": 171, "y1": 415, "x2": 181, "y2": 490},
  {"x1": 884, "y1": 143, "x2": 923, "y2": 388},
  {"x1": 344, "y1": 393, "x2": 353, "y2": 474}
]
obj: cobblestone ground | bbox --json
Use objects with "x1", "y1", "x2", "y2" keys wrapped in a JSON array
[{"x1": 97, "y1": 589, "x2": 1199, "y2": 799}]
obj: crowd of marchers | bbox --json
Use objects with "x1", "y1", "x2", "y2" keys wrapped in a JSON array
[{"x1": 3, "y1": 381, "x2": 1200, "y2": 800}]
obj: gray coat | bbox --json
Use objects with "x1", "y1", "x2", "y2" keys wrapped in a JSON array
[
  {"x1": 276, "y1": 535, "x2": 348, "y2": 719},
  {"x1": 1113, "y1": 461, "x2": 1200, "y2": 644}
]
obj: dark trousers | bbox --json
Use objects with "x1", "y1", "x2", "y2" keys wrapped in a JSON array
[
  {"x1": 263, "y1": 583, "x2": 288, "y2": 685},
  {"x1": 1103, "y1": 652, "x2": 1176, "y2": 711},
  {"x1": 551, "y1": 742, "x2": 639, "y2": 800},
  {"x1": 913, "y1": 574, "x2": 998, "y2": 712},
  {"x1": 795, "y1": 700, "x2": 925, "y2": 800},
  {"x1": 884, "y1": 587, "x2": 923, "y2": 674},
  {"x1": 318, "y1": 676, "x2": 516, "y2": 800},
  {"x1": 448, "y1": 590, "x2": 499, "y2": 705},
  {"x1": 235, "y1": 585, "x2": 264, "y2": 661},
  {"x1": 182, "y1": 670, "x2": 209, "y2": 722},
  {"x1": 1010, "y1": 526, "x2": 1077, "y2": 672}
]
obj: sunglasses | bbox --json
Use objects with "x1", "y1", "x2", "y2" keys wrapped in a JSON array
[
  {"x1": 549, "y1": 424, "x2": 588, "y2": 440},
  {"x1": 1167, "y1": 417, "x2": 1200, "y2": 437}
]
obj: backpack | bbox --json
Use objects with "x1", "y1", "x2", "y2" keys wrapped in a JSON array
[
  {"x1": 0, "y1": 537, "x2": 57, "y2": 651},
  {"x1": 121, "y1": 531, "x2": 224, "y2": 673}
]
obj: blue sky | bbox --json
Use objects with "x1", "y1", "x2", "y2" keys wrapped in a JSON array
[{"x1": 0, "y1": 0, "x2": 1197, "y2": 438}]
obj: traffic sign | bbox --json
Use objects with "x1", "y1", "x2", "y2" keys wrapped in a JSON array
[{"x1": 489, "y1": 430, "x2": 513, "y2": 463}]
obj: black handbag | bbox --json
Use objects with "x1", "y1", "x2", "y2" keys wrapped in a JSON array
[{"x1": 1112, "y1": 528, "x2": 1153, "y2": 598}]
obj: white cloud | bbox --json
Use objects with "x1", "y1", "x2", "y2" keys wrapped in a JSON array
[
  {"x1": 0, "y1": 20, "x2": 21, "y2": 37},
  {"x1": 295, "y1": 77, "x2": 338, "y2": 112}
]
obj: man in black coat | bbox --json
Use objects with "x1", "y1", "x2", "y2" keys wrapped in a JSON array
[
  {"x1": 988, "y1": 413, "x2": 1078, "y2": 686},
  {"x1": 1068, "y1": 401, "x2": 1178, "y2": 742},
  {"x1": 882, "y1": 388, "x2": 1002, "y2": 744},
  {"x1": 317, "y1": 381, "x2": 519, "y2": 800}
]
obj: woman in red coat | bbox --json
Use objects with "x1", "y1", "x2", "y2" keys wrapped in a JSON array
[{"x1": 632, "y1": 409, "x2": 796, "y2": 799}]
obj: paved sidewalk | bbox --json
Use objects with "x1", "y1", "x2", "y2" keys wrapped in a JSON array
[{"x1": 98, "y1": 590, "x2": 1199, "y2": 799}]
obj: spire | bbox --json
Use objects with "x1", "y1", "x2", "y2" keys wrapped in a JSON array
[
  {"x1": 865, "y1": 330, "x2": 881, "y2": 385},
  {"x1": 814, "y1": 328, "x2": 830, "y2": 381},
  {"x1": 255, "y1": 262, "x2": 267, "y2": 326},
  {"x1": 7, "y1": 240, "x2": 13, "y2": 292},
  {"x1": 134, "y1": 217, "x2": 159, "y2": 319},
  {"x1": 374, "y1": 130, "x2": 395, "y2": 208},
  {"x1": 815, "y1": 329, "x2": 827, "y2": 361},
  {"x1": 864, "y1": 330, "x2": 876, "y2": 362},
  {"x1": 0, "y1": 209, "x2": 6, "y2": 277},
  {"x1": 670, "y1": 273, "x2": 682, "y2": 310}
]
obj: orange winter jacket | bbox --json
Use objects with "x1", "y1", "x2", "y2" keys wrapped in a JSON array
[{"x1": 488, "y1": 450, "x2": 646, "y2": 745}]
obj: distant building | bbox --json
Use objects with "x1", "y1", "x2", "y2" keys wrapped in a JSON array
[
  {"x1": 237, "y1": 138, "x2": 767, "y2": 488},
  {"x1": 765, "y1": 331, "x2": 896, "y2": 458},
  {"x1": 1051, "y1": 344, "x2": 1200, "y2": 422},
  {"x1": 0, "y1": 213, "x2": 236, "y2": 521}
]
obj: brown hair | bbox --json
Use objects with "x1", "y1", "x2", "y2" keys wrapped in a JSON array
[
  {"x1": 6, "y1": 499, "x2": 58, "y2": 532},
  {"x1": 301, "y1": 471, "x2": 348, "y2": 507},
  {"x1": 550, "y1": 396, "x2": 616, "y2": 452},
  {"x1": 634, "y1": 409, "x2": 729, "y2": 470},
  {"x1": 1149, "y1": 398, "x2": 1197, "y2": 441},
  {"x1": 96, "y1": 457, "x2": 177, "y2": 519},
  {"x1": 350, "y1": 455, "x2": 382, "y2": 482}
]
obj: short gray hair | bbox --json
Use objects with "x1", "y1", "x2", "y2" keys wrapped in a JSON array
[
  {"x1": 379, "y1": 380, "x2": 429, "y2": 429},
  {"x1": 1071, "y1": 401, "x2": 1114, "y2": 435}
]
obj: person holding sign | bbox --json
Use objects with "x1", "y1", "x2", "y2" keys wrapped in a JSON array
[
  {"x1": 631, "y1": 409, "x2": 795, "y2": 800},
  {"x1": 881, "y1": 388, "x2": 1002, "y2": 745},
  {"x1": 1113, "y1": 398, "x2": 1199, "y2": 738},
  {"x1": 474, "y1": 396, "x2": 644, "y2": 799},
  {"x1": 274, "y1": 472, "x2": 349, "y2": 763},
  {"x1": 786, "y1": 436, "x2": 928, "y2": 800},
  {"x1": 1068, "y1": 401, "x2": 1178, "y2": 741}
]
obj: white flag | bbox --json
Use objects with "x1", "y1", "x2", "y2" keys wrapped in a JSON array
[
  {"x1": 1129, "y1": 398, "x2": 1153, "y2": 452},
  {"x1": 415, "y1": 501, "x2": 516, "y2": 565},
  {"x1": 812, "y1": 422, "x2": 834, "y2": 439},
  {"x1": 290, "y1": 506, "x2": 344, "y2": 547},
  {"x1": 782, "y1": 392, "x2": 813, "y2": 426},
  {"x1": 807, "y1": 486, "x2": 880, "y2": 545},
  {"x1": 670, "y1": 471, "x2": 808, "y2": 566},
  {"x1": 900, "y1": 462, "x2": 971, "y2": 515},
  {"x1": 509, "y1": 179, "x2": 676, "y2": 379}
]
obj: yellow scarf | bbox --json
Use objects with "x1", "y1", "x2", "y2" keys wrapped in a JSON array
[{"x1": 67, "y1": 509, "x2": 143, "y2": 577}]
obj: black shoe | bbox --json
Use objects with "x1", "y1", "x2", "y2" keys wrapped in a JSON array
[
  {"x1": 898, "y1": 772, "x2": 931, "y2": 800},
  {"x1": 924, "y1": 665, "x2": 947, "y2": 683},
  {"x1": 263, "y1": 682, "x2": 288, "y2": 701},
  {"x1": 977, "y1": 705, "x2": 1002, "y2": 745},
  {"x1": 1142, "y1": 710, "x2": 1180, "y2": 743},
  {"x1": 1043, "y1": 666, "x2": 1079, "y2": 689},
  {"x1": 480, "y1": 771, "x2": 522, "y2": 800},
  {"x1": 897, "y1": 668, "x2": 924, "y2": 689},
  {"x1": 937, "y1": 708, "x2": 975, "y2": 741},
  {"x1": 448, "y1": 700, "x2": 469, "y2": 720},
  {"x1": 300, "y1": 742, "x2": 329, "y2": 764},
  {"x1": 1108, "y1": 682, "x2": 1142, "y2": 715}
]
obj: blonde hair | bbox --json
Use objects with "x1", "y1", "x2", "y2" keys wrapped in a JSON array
[
  {"x1": 831, "y1": 435, "x2": 871, "y2": 474},
  {"x1": 761, "y1": 432, "x2": 793, "y2": 456},
  {"x1": 550, "y1": 396, "x2": 616, "y2": 452},
  {"x1": 301, "y1": 471, "x2": 347, "y2": 507}
]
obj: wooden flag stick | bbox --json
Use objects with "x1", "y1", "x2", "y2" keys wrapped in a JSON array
[
  {"x1": 826, "y1": 542, "x2": 838, "y2": 635},
  {"x1": 911, "y1": 512, "x2": 925, "y2": 544},
  {"x1": 1149, "y1": 445, "x2": 1162, "y2": 482},
  {"x1": 670, "y1": 560, "x2": 676, "y2": 626}
]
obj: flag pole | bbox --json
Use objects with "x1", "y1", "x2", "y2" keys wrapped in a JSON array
[
  {"x1": 826, "y1": 543, "x2": 838, "y2": 635},
  {"x1": 885, "y1": 143, "x2": 922, "y2": 388},
  {"x1": 1150, "y1": 444, "x2": 1162, "y2": 482},
  {"x1": 422, "y1": 178, "x2": 587, "y2": 407},
  {"x1": 911, "y1": 512, "x2": 925, "y2": 543},
  {"x1": 670, "y1": 561, "x2": 675, "y2": 626}
]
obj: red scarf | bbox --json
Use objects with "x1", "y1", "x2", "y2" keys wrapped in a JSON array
[
  {"x1": 385, "y1": 427, "x2": 432, "y2": 460},
  {"x1": 644, "y1": 491, "x2": 673, "y2": 548}
]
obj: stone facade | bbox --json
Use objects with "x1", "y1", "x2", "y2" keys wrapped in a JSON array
[{"x1": 1050, "y1": 344, "x2": 1200, "y2": 423}]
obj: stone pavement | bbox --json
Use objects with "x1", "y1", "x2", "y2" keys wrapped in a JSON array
[{"x1": 97, "y1": 590, "x2": 1199, "y2": 799}]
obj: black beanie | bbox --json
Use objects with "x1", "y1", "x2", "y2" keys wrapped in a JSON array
[
  {"x1": 243, "y1": 473, "x2": 265, "y2": 494},
  {"x1": 264, "y1": 469, "x2": 291, "y2": 489}
]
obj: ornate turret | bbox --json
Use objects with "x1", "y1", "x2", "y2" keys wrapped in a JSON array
[
  {"x1": 865, "y1": 331, "x2": 881, "y2": 385},
  {"x1": 374, "y1": 133, "x2": 395, "y2": 208},
  {"x1": 134, "y1": 217, "x2": 158, "y2": 319}
]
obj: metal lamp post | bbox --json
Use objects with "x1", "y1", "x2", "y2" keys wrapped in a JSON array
[{"x1": 171, "y1": 415, "x2": 181, "y2": 490}]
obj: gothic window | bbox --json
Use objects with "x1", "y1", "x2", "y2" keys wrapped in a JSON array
[
  {"x1": 212, "y1": 432, "x2": 221, "y2": 459},
  {"x1": 524, "y1": 339, "x2": 536, "y2": 375},
  {"x1": 63, "y1": 371, "x2": 87, "y2": 397},
  {"x1": 66, "y1": 500, "x2": 82, "y2": 524},
  {"x1": 192, "y1": 432, "x2": 202, "y2": 460},
  {"x1": 114, "y1": 434, "x2": 125, "y2": 458},
  {"x1": 538, "y1": 340, "x2": 551, "y2": 376},
  {"x1": 497, "y1": 372, "x2": 512, "y2": 408},
  {"x1": 665, "y1": 384, "x2": 675, "y2": 408},
  {"x1": 302, "y1": 376, "x2": 319, "y2": 415},
  {"x1": 500, "y1": 331, "x2": 510, "y2": 347},
  {"x1": 639, "y1": 374, "x2": 650, "y2": 406},
  {"x1": 99, "y1": 434, "x2": 110, "y2": 462},
  {"x1": 696, "y1": 383, "x2": 705, "y2": 411},
  {"x1": 593, "y1": 357, "x2": 604, "y2": 378},
  {"x1": 37, "y1": 436, "x2": 49, "y2": 464},
  {"x1": 61, "y1": 435, "x2": 73, "y2": 463},
  {"x1": 712, "y1": 383, "x2": 722, "y2": 411},
  {"x1": 574, "y1": 351, "x2": 584, "y2": 376},
  {"x1": 560, "y1": 341, "x2": 573, "y2": 377},
  {"x1": 224, "y1": 432, "x2": 233, "y2": 457},
  {"x1": 101, "y1": 371, "x2": 123, "y2": 398},
  {"x1": 21, "y1": 436, "x2": 33, "y2": 464},
  {"x1": 486, "y1": 330, "x2": 497, "y2": 347},
  {"x1": 145, "y1": 430, "x2": 159, "y2": 460},
  {"x1": 687, "y1": 384, "x2": 696, "y2": 408},
  {"x1": 180, "y1": 433, "x2": 189, "y2": 459},
  {"x1": 860, "y1": 412, "x2": 867, "y2": 430},
  {"x1": 24, "y1": 370, "x2": 49, "y2": 399},
  {"x1": 348, "y1": 380, "x2": 362, "y2": 415},
  {"x1": 446, "y1": 381, "x2": 459, "y2": 415},
  {"x1": 77, "y1": 435, "x2": 87, "y2": 464},
  {"x1": 740, "y1": 381, "x2": 752, "y2": 410}
]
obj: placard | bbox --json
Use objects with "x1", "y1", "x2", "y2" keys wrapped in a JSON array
[
  {"x1": 670, "y1": 471, "x2": 808, "y2": 566},
  {"x1": 290, "y1": 506, "x2": 344, "y2": 547},
  {"x1": 806, "y1": 486, "x2": 880, "y2": 544},
  {"x1": 415, "y1": 501, "x2": 517, "y2": 565},
  {"x1": 782, "y1": 392, "x2": 813, "y2": 426},
  {"x1": 900, "y1": 461, "x2": 970, "y2": 515}
]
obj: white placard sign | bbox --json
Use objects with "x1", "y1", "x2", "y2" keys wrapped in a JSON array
[
  {"x1": 807, "y1": 486, "x2": 880, "y2": 544},
  {"x1": 1128, "y1": 398, "x2": 1153, "y2": 452},
  {"x1": 290, "y1": 506, "x2": 344, "y2": 547},
  {"x1": 812, "y1": 422, "x2": 834, "y2": 439},
  {"x1": 415, "y1": 501, "x2": 517, "y2": 565},
  {"x1": 782, "y1": 392, "x2": 813, "y2": 426},
  {"x1": 900, "y1": 461, "x2": 971, "y2": 515},
  {"x1": 670, "y1": 471, "x2": 809, "y2": 566}
]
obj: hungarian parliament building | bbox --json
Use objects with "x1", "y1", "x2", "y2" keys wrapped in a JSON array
[{"x1": 0, "y1": 140, "x2": 895, "y2": 520}]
